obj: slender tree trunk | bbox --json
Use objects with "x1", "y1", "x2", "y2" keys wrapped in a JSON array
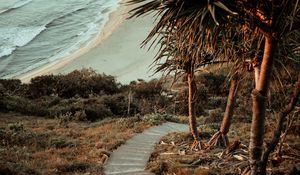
[
  {"x1": 207, "y1": 73, "x2": 239, "y2": 148},
  {"x1": 254, "y1": 66, "x2": 261, "y2": 89},
  {"x1": 127, "y1": 90, "x2": 132, "y2": 115},
  {"x1": 250, "y1": 36, "x2": 276, "y2": 175},
  {"x1": 187, "y1": 68, "x2": 199, "y2": 141},
  {"x1": 220, "y1": 73, "x2": 239, "y2": 135},
  {"x1": 260, "y1": 72, "x2": 300, "y2": 175}
]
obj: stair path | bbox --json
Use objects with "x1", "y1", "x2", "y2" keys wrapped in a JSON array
[{"x1": 104, "y1": 122, "x2": 189, "y2": 175}]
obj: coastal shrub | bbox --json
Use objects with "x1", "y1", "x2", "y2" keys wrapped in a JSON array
[
  {"x1": 0, "y1": 95, "x2": 48, "y2": 116},
  {"x1": 56, "y1": 69, "x2": 119, "y2": 98},
  {"x1": 206, "y1": 96, "x2": 227, "y2": 110},
  {"x1": 0, "y1": 124, "x2": 49, "y2": 149},
  {"x1": 28, "y1": 75, "x2": 60, "y2": 98},
  {"x1": 0, "y1": 79, "x2": 27, "y2": 96},
  {"x1": 132, "y1": 79, "x2": 163, "y2": 99},
  {"x1": 173, "y1": 87, "x2": 206, "y2": 116},
  {"x1": 0, "y1": 79, "x2": 21, "y2": 91},
  {"x1": 128, "y1": 79, "x2": 172, "y2": 114},
  {"x1": 196, "y1": 73, "x2": 227, "y2": 96},
  {"x1": 100, "y1": 94, "x2": 132, "y2": 116},
  {"x1": 27, "y1": 69, "x2": 120, "y2": 99},
  {"x1": 80, "y1": 98, "x2": 113, "y2": 121},
  {"x1": 205, "y1": 108, "x2": 224, "y2": 124},
  {"x1": 0, "y1": 83, "x2": 4, "y2": 97}
]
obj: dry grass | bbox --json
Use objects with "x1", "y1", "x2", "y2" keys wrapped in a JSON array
[
  {"x1": 0, "y1": 112, "x2": 154, "y2": 175},
  {"x1": 146, "y1": 120, "x2": 300, "y2": 175}
]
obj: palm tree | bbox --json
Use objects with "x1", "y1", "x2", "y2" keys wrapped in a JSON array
[
  {"x1": 129, "y1": 2, "x2": 299, "y2": 173},
  {"x1": 234, "y1": 1, "x2": 299, "y2": 174},
  {"x1": 128, "y1": 0, "x2": 239, "y2": 149},
  {"x1": 207, "y1": 71, "x2": 240, "y2": 148}
]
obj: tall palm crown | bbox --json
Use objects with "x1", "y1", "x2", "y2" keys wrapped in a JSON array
[
  {"x1": 129, "y1": 0, "x2": 240, "y2": 74},
  {"x1": 129, "y1": 0, "x2": 299, "y2": 74}
]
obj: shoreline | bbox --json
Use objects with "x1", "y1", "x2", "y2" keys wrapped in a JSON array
[{"x1": 16, "y1": 0, "x2": 132, "y2": 83}]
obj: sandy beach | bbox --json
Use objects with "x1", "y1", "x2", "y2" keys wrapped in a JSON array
[{"x1": 17, "y1": 0, "x2": 161, "y2": 84}]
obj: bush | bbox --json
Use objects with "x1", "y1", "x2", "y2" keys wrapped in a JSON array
[
  {"x1": 131, "y1": 79, "x2": 163, "y2": 99},
  {"x1": 0, "y1": 96, "x2": 48, "y2": 116},
  {"x1": 27, "y1": 69, "x2": 120, "y2": 99},
  {"x1": 0, "y1": 79, "x2": 27, "y2": 96},
  {"x1": 56, "y1": 69, "x2": 119, "y2": 98},
  {"x1": 100, "y1": 94, "x2": 134, "y2": 116},
  {"x1": 28, "y1": 75, "x2": 60, "y2": 98},
  {"x1": 196, "y1": 73, "x2": 227, "y2": 96},
  {"x1": 128, "y1": 79, "x2": 172, "y2": 115},
  {"x1": 173, "y1": 87, "x2": 206, "y2": 116},
  {"x1": 205, "y1": 108, "x2": 224, "y2": 124}
]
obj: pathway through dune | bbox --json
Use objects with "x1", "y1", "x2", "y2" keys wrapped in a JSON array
[{"x1": 104, "y1": 122, "x2": 189, "y2": 175}]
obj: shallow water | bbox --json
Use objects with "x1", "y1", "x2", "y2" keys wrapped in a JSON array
[{"x1": 0, "y1": 0, "x2": 119, "y2": 78}]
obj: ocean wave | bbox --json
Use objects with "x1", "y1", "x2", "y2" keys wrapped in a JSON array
[
  {"x1": 0, "y1": 4, "x2": 89, "y2": 58},
  {"x1": 0, "y1": 0, "x2": 120, "y2": 79},
  {"x1": 0, "y1": 26, "x2": 46, "y2": 58},
  {"x1": 0, "y1": 0, "x2": 32, "y2": 15}
]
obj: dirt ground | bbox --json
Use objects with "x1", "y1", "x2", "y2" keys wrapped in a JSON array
[
  {"x1": 0, "y1": 112, "x2": 155, "y2": 175},
  {"x1": 146, "y1": 122, "x2": 300, "y2": 175},
  {"x1": 0, "y1": 113, "x2": 299, "y2": 175}
]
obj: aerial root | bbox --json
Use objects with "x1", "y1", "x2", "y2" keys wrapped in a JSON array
[
  {"x1": 191, "y1": 139, "x2": 204, "y2": 150},
  {"x1": 206, "y1": 131, "x2": 229, "y2": 150}
]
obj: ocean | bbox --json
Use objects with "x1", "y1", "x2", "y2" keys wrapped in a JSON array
[{"x1": 0, "y1": 0, "x2": 120, "y2": 79}]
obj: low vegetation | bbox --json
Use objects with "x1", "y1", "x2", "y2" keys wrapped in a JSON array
[
  {"x1": 0, "y1": 69, "x2": 299, "y2": 174},
  {"x1": 0, "y1": 112, "x2": 180, "y2": 174}
]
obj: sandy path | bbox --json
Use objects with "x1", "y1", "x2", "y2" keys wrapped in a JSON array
[{"x1": 104, "y1": 122, "x2": 189, "y2": 175}]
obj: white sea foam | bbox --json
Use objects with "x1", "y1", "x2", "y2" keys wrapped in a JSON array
[
  {"x1": 0, "y1": 0, "x2": 120, "y2": 78},
  {"x1": 0, "y1": 26, "x2": 46, "y2": 58}
]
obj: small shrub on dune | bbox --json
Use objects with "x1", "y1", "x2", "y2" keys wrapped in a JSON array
[
  {"x1": 132, "y1": 79, "x2": 163, "y2": 99},
  {"x1": 53, "y1": 98, "x2": 115, "y2": 121},
  {"x1": 83, "y1": 108, "x2": 110, "y2": 121},
  {"x1": 0, "y1": 95, "x2": 48, "y2": 116},
  {"x1": 100, "y1": 94, "x2": 134, "y2": 116},
  {"x1": 0, "y1": 124, "x2": 49, "y2": 149},
  {"x1": 173, "y1": 88, "x2": 206, "y2": 116},
  {"x1": 27, "y1": 69, "x2": 120, "y2": 99},
  {"x1": 206, "y1": 96, "x2": 227, "y2": 110},
  {"x1": 28, "y1": 75, "x2": 60, "y2": 98},
  {"x1": 56, "y1": 69, "x2": 120, "y2": 98},
  {"x1": 0, "y1": 79, "x2": 27, "y2": 96},
  {"x1": 205, "y1": 108, "x2": 224, "y2": 124},
  {"x1": 0, "y1": 79, "x2": 21, "y2": 91},
  {"x1": 196, "y1": 73, "x2": 227, "y2": 96},
  {"x1": 129, "y1": 79, "x2": 171, "y2": 114}
]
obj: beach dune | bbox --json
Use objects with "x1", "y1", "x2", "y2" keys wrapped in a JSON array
[{"x1": 17, "y1": 1, "x2": 161, "y2": 84}]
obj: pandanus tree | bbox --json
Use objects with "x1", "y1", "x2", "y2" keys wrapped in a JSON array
[
  {"x1": 205, "y1": 25, "x2": 255, "y2": 148},
  {"x1": 232, "y1": 1, "x2": 300, "y2": 174},
  {"x1": 129, "y1": 1, "x2": 299, "y2": 173},
  {"x1": 128, "y1": 0, "x2": 239, "y2": 149},
  {"x1": 208, "y1": 23, "x2": 299, "y2": 149}
]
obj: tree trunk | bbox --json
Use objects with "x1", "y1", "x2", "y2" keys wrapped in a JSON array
[
  {"x1": 127, "y1": 90, "x2": 132, "y2": 115},
  {"x1": 207, "y1": 73, "x2": 240, "y2": 148},
  {"x1": 220, "y1": 73, "x2": 239, "y2": 135},
  {"x1": 250, "y1": 36, "x2": 276, "y2": 175},
  {"x1": 260, "y1": 72, "x2": 300, "y2": 175},
  {"x1": 187, "y1": 68, "x2": 199, "y2": 142},
  {"x1": 254, "y1": 66, "x2": 260, "y2": 89}
]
